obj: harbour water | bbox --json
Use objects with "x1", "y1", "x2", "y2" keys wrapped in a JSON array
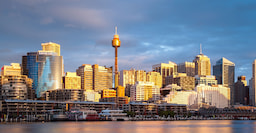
[{"x1": 1, "y1": 120, "x2": 256, "y2": 133}]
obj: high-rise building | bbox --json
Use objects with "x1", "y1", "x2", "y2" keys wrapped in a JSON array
[
  {"x1": 195, "y1": 75, "x2": 217, "y2": 86},
  {"x1": 22, "y1": 43, "x2": 63, "y2": 97},
  {"x1": 117, "y1": 86, "x2": 125, "y2": 97},
  {"x1": 135, "y1": 70, "x2": 146, "y2": 82},
  {"x1": 1, "y1": 63, "x2": 21, "y2": 76},
  {"x1": 234, "y1": 76, "x2": 249, "y2": 105},
  {"x1": 76, "y1": 64, "x2": 93, "y2": 90},
  {"x1": 41, "y1": 42, "x2": 60, "y2": 56},
  {"x1": 152, "y1": 61, "x2": 177, "y2": 87},
  {"x1": 178, "y1": 62, "x2": 195, "y2": 77},
  {"x1": 0, "y1": 64, "x2": 34, "y2": 100},
  {"x1": 63, "y1": 72, "x2": 81, "y2": 89},
  {"x1": 119, "y1": 69, "x2": 136, "y2": 88},
  {"x1": 250, "y1": 60, "x2": 256, "y2": 106},
  {"x1": 193, "y1": 45, "x2": 211, "y2": 76},
  {"x1": 165, "y1": 73, "x2": 195, "y2": 90},
  {"x1": 213, "y1": 57, "x2": 235, "y2": 104},
  {"x1": 76, "y1": 64, "x2": 112, "y2": 92},
  {"x1": 130, "y1": 81, "x2": 160, "y2": 102},
  {"x1": 146, "y1": 71, "x2": 162, "y2": 88}
]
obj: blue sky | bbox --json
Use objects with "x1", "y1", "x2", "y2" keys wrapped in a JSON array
[{"x1": 0, "y1": 0, "x2": 256, "y2": 81}]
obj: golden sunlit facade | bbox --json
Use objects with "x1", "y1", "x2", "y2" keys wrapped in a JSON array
[
  {"x1": 63, "y1": 72, "x2": 81, "y2": 89},
  {"x1": 41, "y1": 42, "x2": 61, "y2": 56},
  {"x1": 146, "y1": 71, "x2": 162, "y2": 88},
  {"x1": 1, "y1": 63, "x2": 21, "y2": 76},
  {"x1": 76, "y1": 64, "x2": 93, "y2": 90},
  {"x1": 119, "y1": 69, "x2": 136, "y2": 88},
  {"x1": 193, "y1": 54, "x2": 211, "y2": 76},
  {"x1": 130, "y1": 81, "x2": 160, "y2": 101},
  {"x1": 152, "y1": 61, "x2": 177, "y2": 87},
  {"x1": 178, "y1": 62, "x2": 195, "y2": 77},
  {"x1": 117, "y1": 85, "x2": 125, "y2": 97},
  {"x1": 102, "y1": 89, "x2": 116, "y2": 98}
]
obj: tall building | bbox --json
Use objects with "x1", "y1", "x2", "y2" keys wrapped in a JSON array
[
  {"x1": 41, "y1": 42, "x2": 60, "y2": 56},
  {"x1": 0, "y1": 64, "x2": 34, "y2": 100},
  {"x1": 165, "y1": 73, "x2": 195, "y2": 90},
  {"x1": 178, "y1": 62, "x2": 195, "y2": 77},
  {"x1": 195, "y1": 75, "x2": 217, "y2": 86},
  {"x1": 76, "y1": 64, "x2": 93, "y2": 90},
  {"x1": 22, "y1": 42, "x2": 63, "y2": 97},
  {"x1": 213, "y1": 57, "x2": 235, "y2": 105},
  {"x1": 234, "y1": 76, "x2": 249, "y2": 105},
  {"x1": 1, "y1": 63, "x2": 21, "y2": 76},
  {"x1": 119, "y1": 69, "x2": 136, "y2": 88},
  {"x1": 146, "y1": 71, "x2": 162, "y2": 88},
  {"x1": 152, "y1": 61, "x2": 177, "y2": 87},
  {"x1": 135, "y1": 70, "x2": 146, "y2": 82},
  {"x1": 130, "y1": 81, "x2": 160, "y2": 102},
  {"x1": 63, "y1": 72, "x2": 81, "y2": 89},
  {"x1": 251, "y1": 60, "x2": 256, "y2": 106},
  {"x1": 193, "y1": 45, "x2": 211, "y2": 76},
  {"x1": 76, "y1": 64, "x2": 112, "y2": 92}
]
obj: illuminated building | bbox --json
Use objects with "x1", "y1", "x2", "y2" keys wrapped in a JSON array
[
  {"x1": 112, "y1": 27, "x2": 121, "y2": 88},
  {"x1": 193, "y1": 44, "x2": 211, "y2": 76},
  {"x1": 130, "y1": 81, "x2": 160, "y2": 102},
  {"x1": 178, "y1": 62, "x2": 195, "y2": 77},
  {"x1": 117, "y1": 86, "x2": 125, "y2": 97},
  {"x1": 22, "y1": 42, "x2": 63, "y2": 97},
  {"x1": 119, "y1": 69, "x2": 136, "y2": 88},
  {"x1": 234, "y1": 76, "x2": 249, "y2": 105},
  {"x1": 195, "y1": 75, "x2": 217, "y2": 86},
  {"x1": 1, "y1": 63, "x2": 21, "y2": 76},
  {"x1": 84, "y1": 90, "x2": 101, "y2": 102},
  {"x1": 41, "y1": 42, "x2": 60, "y2": 56},
  {"x1": 102, "y1": 89, "x2": 116, "y2": 98},
  {"x1": 63, "y1": 72, "x2": 81, "y2": 89},
  {"x1": 76, "y1": 64, "x2": 112, "y2": 92},
  {"x1": 45, "y1": 89, "x2": 83, "y2": 101},
  {"x1": 152, "y1": 61, "x2": 177, "y2": 87},
  {"x1": 146, "y1": 71, "x2": 162, "y2": 88},
  {"x1": 0, "y1": 75, "x2": 34, "y2": 100},
  {"x1": 213, "y1": 57, "x2": 235, "y2": 104},
  {"x1": 135, "y1": 70, "x2": 146, "y2": 82},
  {"x1": 165, "y1": 73, "x2": 195, "y2": 90},
  {"x1": 76, "y1": 64, "x2": 93, "y2": 90},
  {"x1": 163, "y1": 84, "x2": 230, "y2": 109},
  {"x1": 250, "y1": 60, "x2": 256, "y2": 106}
]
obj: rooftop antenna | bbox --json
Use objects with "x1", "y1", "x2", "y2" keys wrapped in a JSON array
[
  {"x1": 115, "y1": 26, "x2": 117, "y2": 35},
  {"x1": 200, "y1": 43, "x2": 202, "y2": 55}
]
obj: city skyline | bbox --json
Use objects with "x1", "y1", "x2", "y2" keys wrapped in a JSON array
[{"x1": 0, "y1": 1, "x2": 256, "y2": 81}]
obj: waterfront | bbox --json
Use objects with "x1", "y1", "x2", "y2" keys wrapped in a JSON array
[{"x1": 1, "y1": 120, "x2": 256, "y2": 133}]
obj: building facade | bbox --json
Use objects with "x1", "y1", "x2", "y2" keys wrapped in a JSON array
[
  {"x1": 250, "y1": 60, "x2": 256, "y2": 106},
  {"x1": 76, "y1": 64, "x2": 93, "y2": 90},
  {"x1": 63, "y1": 72, "x2": 81, "y2": 89},
  {"x1": 178, "y1": 62, "x2": 195, "y2": 77},
  {"x1": 152, "y1": 61, "x2": 177, "y2": 87},
  {"x1": 1, "y1": 63, "x2": 21, "y2": 76},
  {"x1": 193, "y1": 53, "x2": 211, "y2": 76},
  {"x1": 165, "y1": 73, "x2": 195, "y2": 90},
  {"x1": 22, "y1": 50, "x2": 63, "y2": 97},
  {"x1": 130, "y1": 81, "x2": 160, "y2": 102},
  {"x1": 234, "y1": 76, "x2": 249, "y2": 105},
  {"x1": 195, "y1": 75, "x2": 217, "y2": 86},
  {"x1": 213, "y1": 57, "x2": 235, "y2": 105},
  {"x1": 146, "y1": 71, "x2": 162, "y2": 88}
]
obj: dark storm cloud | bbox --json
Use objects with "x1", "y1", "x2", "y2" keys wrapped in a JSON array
[{"x1": 0, "y1": 0, "x2": 256, "y2": 80}]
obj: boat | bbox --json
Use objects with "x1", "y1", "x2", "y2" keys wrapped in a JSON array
[
  {"x1": 67, "y1": 109, "x2": 99, "y2": 121},
  {"x1": 99, "y1": 109, "x2": 129, "y2": 121},
  {"x1": 49, "y1": 109, "x2": 68, "y2": 121}
]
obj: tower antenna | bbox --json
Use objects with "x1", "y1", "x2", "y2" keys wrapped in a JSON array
[
  {"x1": 115, "y1": 26, "x2": 117, "y2": 35},
  {"x1": 200, "y1": 43, "x2": 202, "y2": 55}
]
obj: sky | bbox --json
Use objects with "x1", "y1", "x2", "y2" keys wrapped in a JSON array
[{"x1": 0, "y1": 0, "x2": 256, "y2": 82}]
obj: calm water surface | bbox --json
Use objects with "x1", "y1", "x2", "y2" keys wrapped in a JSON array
[{"x1": 0, "y1": 120, "x2": 256, "y2": 133}]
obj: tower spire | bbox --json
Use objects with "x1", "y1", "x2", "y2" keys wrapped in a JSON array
[
  {"x1": 115, "y1": 26, "x2": 117, "y2": 35},
  {"x1": 200, "y1": 43, "x2": 203, "y2": 55}
]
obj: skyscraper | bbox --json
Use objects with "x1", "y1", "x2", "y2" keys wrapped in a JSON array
[
  {"x1": 251, "y1": 60, "x2": 256, "y2": 106},
  {"x1": 146, "y1": 71, "x2": 162, "y2": 88},
  {"x1": 76, "y1": 64, "x2": 112, "y2": 92},
  {"x1": 213, "y1": 57, "x2": 235, "y2": 105},
  {"x1": 41, "y1": 42, "x2": 61, "y2": 56},
  {"x1": 63, "y1": 72, "x2": 81, "y2": 89},
  {"x1": 152, "y1": 61, "x2": 177, "y2": 87},
  {"x1": 193, "y1": 45, "x2": 211, "y2": 76},
  {"x1": 234, "y1": 76, "x2": 249, "y2": 105},
  {"x1": 22, "y1": 43, "x2": 63, "y2": 97},
  {"x1": 119, "y1": 69, "x2": 136, "y2": 88},
  {"x1": 178, "y1": 62, "x2": 195, "y2": 77}
]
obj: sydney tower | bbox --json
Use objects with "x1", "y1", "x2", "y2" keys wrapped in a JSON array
[{"x1": 112, "y1": 27, "x2": 121, "y2": 88}]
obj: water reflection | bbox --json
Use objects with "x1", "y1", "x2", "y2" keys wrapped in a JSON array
[{"x1": 0, "y1": 120, "x2": 255, "y2": 133}]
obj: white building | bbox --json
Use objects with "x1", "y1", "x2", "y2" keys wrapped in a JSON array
[{"x1": 130, "y1": 81, "x2": 160, "y2": 101}]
